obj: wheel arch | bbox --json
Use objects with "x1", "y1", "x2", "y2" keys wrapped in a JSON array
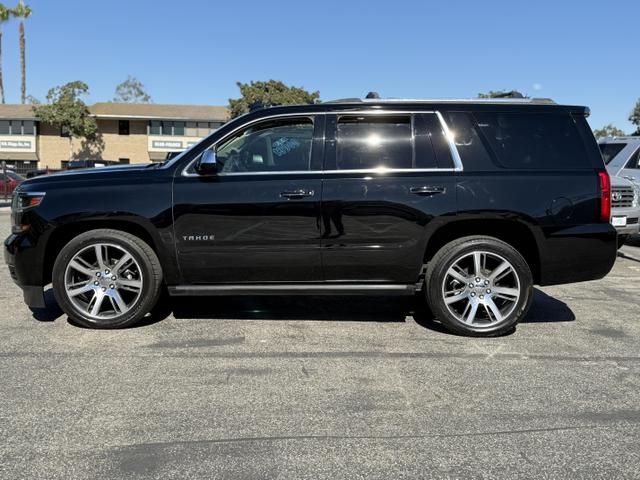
[
  {"x1": 43, "y1": 218, "x2": 176, "y2": 285},
  {"x1": 423, "y1": 218, "x2": 542, "y2": 284}
]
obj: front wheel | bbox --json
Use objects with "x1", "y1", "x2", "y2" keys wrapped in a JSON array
[
  {"x1": 52, "y1": 229, "x2": 163, "y2": 329},
  {"x1": 426, "y1": 236, "x2": 534, "y2": 337}
]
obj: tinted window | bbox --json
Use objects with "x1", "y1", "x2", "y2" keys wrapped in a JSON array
[
  {"x1": 474, "y1": 112, "x2": 589, "y2": 169},
  {"x1": 217, "y1": 118, "x2": 313, "y2": 173},
  {"x1": 443, "y1": 112, "x2": 494, "y2": 170},
  {"x1": 599, "y1": 143, "x2": 626, "y2": 165},
  {"x1": 149, "y1": 121, "x2": 161, "y2": 135},
  {"x1": 336, "y1": 116, "x2": 412, "y2": 170},
  {"x1": 0, "y1": 120, "x2": 9, "y2": 135}
]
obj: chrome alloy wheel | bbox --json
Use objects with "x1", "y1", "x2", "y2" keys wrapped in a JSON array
[
  {"x1": 64, "y1": 243, "x2": 144, "y2": 321},
  {"x1": 441, "y1": 250, "x2": 521, "y2": 328}
]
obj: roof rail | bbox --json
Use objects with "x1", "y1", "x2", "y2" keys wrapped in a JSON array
[
  {"x1": 322, "y1": 97, "x2": 363, "y2": 104},
  {"x1": 322, "y1": 97, "x2": 557, "y2": 105}
]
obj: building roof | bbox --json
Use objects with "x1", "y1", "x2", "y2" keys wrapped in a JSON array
[
  {"x1": 90, "y1": 103, "x2": 229, "y2": 121},
  {"x1": 0, "y1": 104, "x2": 37, "y2": 120},
  {"x1": 0, "y1": 103, "x2": 229, "y2": 121}
]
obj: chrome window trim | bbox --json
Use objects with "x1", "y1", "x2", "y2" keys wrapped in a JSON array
[
  {"x1": 435, "y1": 111, "x2": 464, "y2": 171},
  {"x1": 181, "y1": 110, "x2": 464, "y2": 177}
]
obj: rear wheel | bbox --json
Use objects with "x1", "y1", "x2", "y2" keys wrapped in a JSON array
[
  {"x1": 426, "y1": 236, "x2": 533, "y2": 337},
  {"x1": 52, "y1": 229, "x2": 163, "y2": 329}
]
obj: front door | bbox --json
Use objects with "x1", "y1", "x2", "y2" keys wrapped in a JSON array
[
  {"x1": 173, "y1": 115, "x2": 324, "y2": 284},
  {"x1": 320, "y1": 112, "x2": 458, "y2": 284}
]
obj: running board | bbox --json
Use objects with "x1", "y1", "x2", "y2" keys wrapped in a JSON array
[{"x1": 168, "y1": 284, "x2": 417, "y2": 296}]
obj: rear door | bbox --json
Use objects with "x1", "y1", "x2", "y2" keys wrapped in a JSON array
[{"x1": 320, "y1": 112, "x2": 459, "y2": 284}]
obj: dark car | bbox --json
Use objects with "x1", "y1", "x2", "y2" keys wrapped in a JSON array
[{"x1": 4, "y1": 98, "x2": 617, "y2": 336}]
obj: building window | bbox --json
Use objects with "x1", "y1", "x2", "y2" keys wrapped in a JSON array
[
  {"x1": 196, "y1": 122, "x2": 210, "y2": 137},
  {"x1": 185, "y1": 122, "x2": 197, "y2": 137},
  {"x1": 119, "y1": 120, "x2": 130, "y2": 135},
  {"x1": 149, "y1": 121, "x2": 161, "y2": 135},
  {"x1": 161, "y1": 121, "x2": 173, "y2": 136},
  {"x1": 0, "y1": 120, "x2": 9, "y2": 135},
  {"x1": 22, "y1": 121, "x2": 35, "y2": 135},
  {"x1": 149, "y1": 120, "x2": 222, "y2": 137},
  {"x1": 118, "y1": 158, "x2": 130, "y2": 164}
]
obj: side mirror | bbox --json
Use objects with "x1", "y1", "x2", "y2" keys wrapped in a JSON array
[{"x1": 195, "y1": 149, "x2": 218, "y2": 175}]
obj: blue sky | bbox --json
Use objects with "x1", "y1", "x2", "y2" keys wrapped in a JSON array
[{"x1": 0, "y1": 0, "x2": 637, "y2": 131}]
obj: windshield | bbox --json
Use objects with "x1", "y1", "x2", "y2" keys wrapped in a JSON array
[{"x1": 599, "y1": 143, "x2": 626, "y2": 165}]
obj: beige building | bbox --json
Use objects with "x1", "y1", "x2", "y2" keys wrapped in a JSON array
[{"x1": 0, "y1": 103, "x2": 228, "y2": 173}]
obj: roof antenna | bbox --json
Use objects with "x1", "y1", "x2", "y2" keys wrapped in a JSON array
[{"x1": 365, "y1": 91, "x2": 380, "y2": 99}]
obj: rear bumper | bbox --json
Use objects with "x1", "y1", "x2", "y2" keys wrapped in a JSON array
[{"x1": 539, "y1": 223, "x2": 617, "y2": 286}]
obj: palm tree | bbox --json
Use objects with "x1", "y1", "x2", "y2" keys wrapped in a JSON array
[
  {"x1": 0, "y1": 5, "x2": 11, "y2": 104},
  {"x1": 12, "y1": 0, "x2": 31, "y2": 104}
]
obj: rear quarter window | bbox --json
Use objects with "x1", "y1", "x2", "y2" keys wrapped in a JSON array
[{"x1": 473, "y1": 112, "x2": 591, "y2": 170}]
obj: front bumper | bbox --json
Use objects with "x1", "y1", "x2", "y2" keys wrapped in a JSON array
[
  {"x1": 5, "y1": 233, "x2": 47, "y2": 308},
  {"x1": 611, "y1": 205, "x2": 640, "y2": 235}
]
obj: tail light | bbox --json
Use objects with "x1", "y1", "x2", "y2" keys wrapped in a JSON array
[{"x1": 598, "y1": 171, "x2": 611, "y2": 223}]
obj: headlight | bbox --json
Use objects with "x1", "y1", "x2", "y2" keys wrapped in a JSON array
[{"x1": 12, "y1": 191, "x2": 46, "y2": 213}]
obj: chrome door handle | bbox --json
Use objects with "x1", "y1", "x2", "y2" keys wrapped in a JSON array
[
  {"x1": 409, "y1": 186, "x2": 446, "y2": 196},
  {"x1": 280, "y1": 189, "x2": 315, "y2": 199}
]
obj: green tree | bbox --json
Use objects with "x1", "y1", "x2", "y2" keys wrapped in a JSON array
[
  {"x1": 0, "y1": 5, "x2": 11, "y2": 104},
  {"x1": 629, "y1": 98, "x2": 640, "y2": 135},
  {"x1": 478, "y1": 90, "x2": 528, "y2": 99},
  {"x1": 34, "y1": 81, "x2": 98, "y2": 161},
  {"x1": 228, "y1": 80, "x2": 320, "y2": 118},
  {"x1": 113, "y1": 75, "x2": 152, "y2": 103},
  {"x1": 12, "y1": 0, "x2": 31, "y2": 104},
  {"x1": 593, "y1": 124, "x2": 626, "y2": 139}
]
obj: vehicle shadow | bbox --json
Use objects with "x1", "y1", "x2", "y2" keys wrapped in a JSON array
[
  {"x1": 30, "y1": 287, "x2": 575, "y2": 334},
  {"x1": 168, "y1": 295, "x2": 410, "y2": 323},
  {"x1": 30, "y1": 288, "x2": 165, "y2": 329},
  {"x1": 521, "y1": 289, "x2": 576, "y2": 323}
]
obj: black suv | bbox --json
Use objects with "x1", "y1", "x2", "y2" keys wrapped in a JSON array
[{"x1": 4, "y1": 99, "x2": 617, "y2": 336}]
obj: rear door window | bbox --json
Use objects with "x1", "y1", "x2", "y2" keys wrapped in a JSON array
[
  {"x1": 473, "y1": 112, "x2": 590, "y2": 170},
  {"x1": 335, "y1": 115, "x2": 412, "y2": 170}
]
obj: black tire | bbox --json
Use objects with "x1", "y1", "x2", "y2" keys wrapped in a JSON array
[
  {"x1": 426, "y1": 236, "x2": 534, "y2": 337},
  {"x1": 52, "y1": 229, "x2": 163, "y2": 329},
  {"x1": 617, "y1": 235, "x2": 629, "y2": 249}
]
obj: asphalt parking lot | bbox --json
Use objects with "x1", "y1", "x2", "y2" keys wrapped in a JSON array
[{"x1": 1, "y1": 211, "x2": 639, "y2": 479}]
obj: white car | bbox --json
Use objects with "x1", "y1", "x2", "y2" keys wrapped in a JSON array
[{"x1": 599, "y1": 137, "x2": 640, "y2": 246}]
